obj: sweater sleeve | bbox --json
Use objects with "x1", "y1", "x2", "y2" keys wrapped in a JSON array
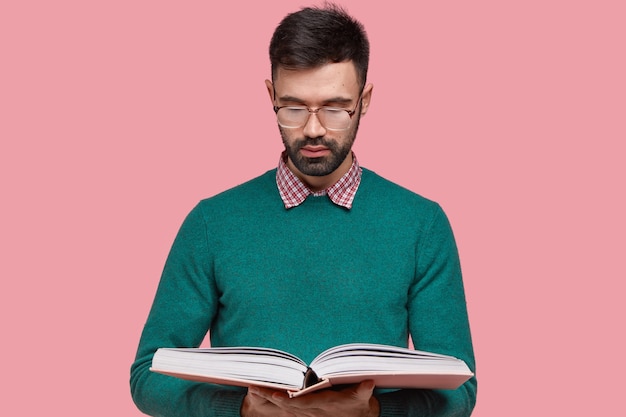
[
  {"x1": 130, "y1": 203, "x2": 247, "y2": 417},
  {"x1": 376, "y1": 204, "x2": 477, "y2": 417}
]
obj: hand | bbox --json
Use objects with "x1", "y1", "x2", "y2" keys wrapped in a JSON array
[{"x1": 240, "y1": 380, "x2": 380, "y2": 417}]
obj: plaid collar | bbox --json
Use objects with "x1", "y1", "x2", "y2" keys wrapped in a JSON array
[{"x1": 276, "y1": 152, "x2": 362, "y2": 209}]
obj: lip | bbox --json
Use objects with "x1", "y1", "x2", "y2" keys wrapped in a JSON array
[{"x1": 300, "y1": 146, "x2": 330, "y2": 158}]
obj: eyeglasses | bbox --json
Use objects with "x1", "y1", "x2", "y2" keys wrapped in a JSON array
[{"x1": 273, "y1": 98, "x2": 361, "y2": 131}]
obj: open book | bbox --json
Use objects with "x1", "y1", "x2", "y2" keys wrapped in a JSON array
[{"x1": 151, "y1": 343, "x2": 473, "y2": 398}]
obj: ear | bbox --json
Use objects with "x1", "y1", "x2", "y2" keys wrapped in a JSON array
[
  {"x1": 265, "y1": 79, "x2": 275, "y2": 103},
  {"x1": 359, "y1": 83, "x2": 374, "y2": 116}
]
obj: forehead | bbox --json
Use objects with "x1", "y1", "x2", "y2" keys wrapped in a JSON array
[{"x1": 273, "y1": 62, "x2": 360, "y2": 101}]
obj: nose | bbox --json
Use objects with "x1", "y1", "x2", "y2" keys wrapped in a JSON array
[{"x1": 302, "y1": 111, "x2": 327, "y2": 138}]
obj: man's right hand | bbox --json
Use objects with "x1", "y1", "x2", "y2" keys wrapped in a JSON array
[{"x1": 240, "y1": 380, "x2": 379, "y2": 417}]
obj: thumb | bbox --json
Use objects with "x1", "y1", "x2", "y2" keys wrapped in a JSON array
[{"x1": 356, "y1": 380, "x2": 375, "y2": 398}]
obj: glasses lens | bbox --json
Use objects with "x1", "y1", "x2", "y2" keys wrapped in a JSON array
[
  {"x1": 276, "y1": 107, "x2": 309, "y2": 128},
  {"x1": 276, "y1": 107, "x2": 351, "y2": 130},
  {"x1": 319, "y1": 108, "x2": 351, "y2": 130}
]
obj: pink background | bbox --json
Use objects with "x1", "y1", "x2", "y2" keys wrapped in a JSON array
[{"x1": 2, "y1": 1, "x2": 624, "y2": 415}]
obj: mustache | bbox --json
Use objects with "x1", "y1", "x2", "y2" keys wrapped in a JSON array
[{"x1": 294, "y1": 136, "x2": 336, "y2": 149}]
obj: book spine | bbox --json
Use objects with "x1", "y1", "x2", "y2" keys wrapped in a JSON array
[{"x1": 303, "y1": 367, "x2": 320, "y2": 388}]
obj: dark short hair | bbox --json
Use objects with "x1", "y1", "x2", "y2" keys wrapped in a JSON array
[{"x1": 269, "y1": 3, "x2": 370, "y2": 90}]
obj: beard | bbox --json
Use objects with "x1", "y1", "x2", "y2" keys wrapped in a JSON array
[
  {"x1": 279, "y1": 112, "x2": 361, "y2": 177},
  {"x1": 280, "y1": 134, "x2": 353, "y2": 176}
]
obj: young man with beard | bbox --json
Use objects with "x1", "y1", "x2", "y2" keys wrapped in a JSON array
[{"x1": 131, "y1": 4, "x2": 477, "y2": 417}]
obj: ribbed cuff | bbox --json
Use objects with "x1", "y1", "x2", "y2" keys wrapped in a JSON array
[
  {"x1": 377, "y1": 393, "x2": 409, "y2": 417},
  {"x1": 208, "y1": 388, "x2": 247, "y2": 417}
]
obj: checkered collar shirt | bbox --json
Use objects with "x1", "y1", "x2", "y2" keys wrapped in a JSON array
[{"x1": 276, "y1": 152, "x2": 362, "y2": 209}]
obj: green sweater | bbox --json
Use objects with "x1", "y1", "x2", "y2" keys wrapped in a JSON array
[{"x1": 130, "y1": 168, "x2": 477, "y2": 416}]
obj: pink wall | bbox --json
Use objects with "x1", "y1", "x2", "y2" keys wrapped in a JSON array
[{"x1": 2, "y1": 1, "x2": 624, "y2": 415}]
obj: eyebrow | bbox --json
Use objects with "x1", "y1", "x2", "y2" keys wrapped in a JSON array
[{"x1": 277, "y1": 95, "x2": 355, "y2": 106}]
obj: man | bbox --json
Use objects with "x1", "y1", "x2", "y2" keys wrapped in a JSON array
[{"x1": 131, "y1": 4, "x2": 477, "y2": 417}]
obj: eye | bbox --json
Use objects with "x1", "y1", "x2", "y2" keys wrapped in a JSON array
[
  {"x1": 320, "y1": 107, "x2": 348, "y2": 120},
  {"x1": 321, "y1": 107, "x2": 345, "y2": 114},
  {"x1": 283, "y1": 107, "x2": 308, "y2": 115}
]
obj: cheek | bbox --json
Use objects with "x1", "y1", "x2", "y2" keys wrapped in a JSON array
[
  {"x1": 279, "y1": 129, "x2": 306, "y2": 151},
  {"x1": 278, "y1": 127, "x2": 293, "y2": 143},
  {"x1": 331, "y1": 131, "x2": 356, "y2": 148}
]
